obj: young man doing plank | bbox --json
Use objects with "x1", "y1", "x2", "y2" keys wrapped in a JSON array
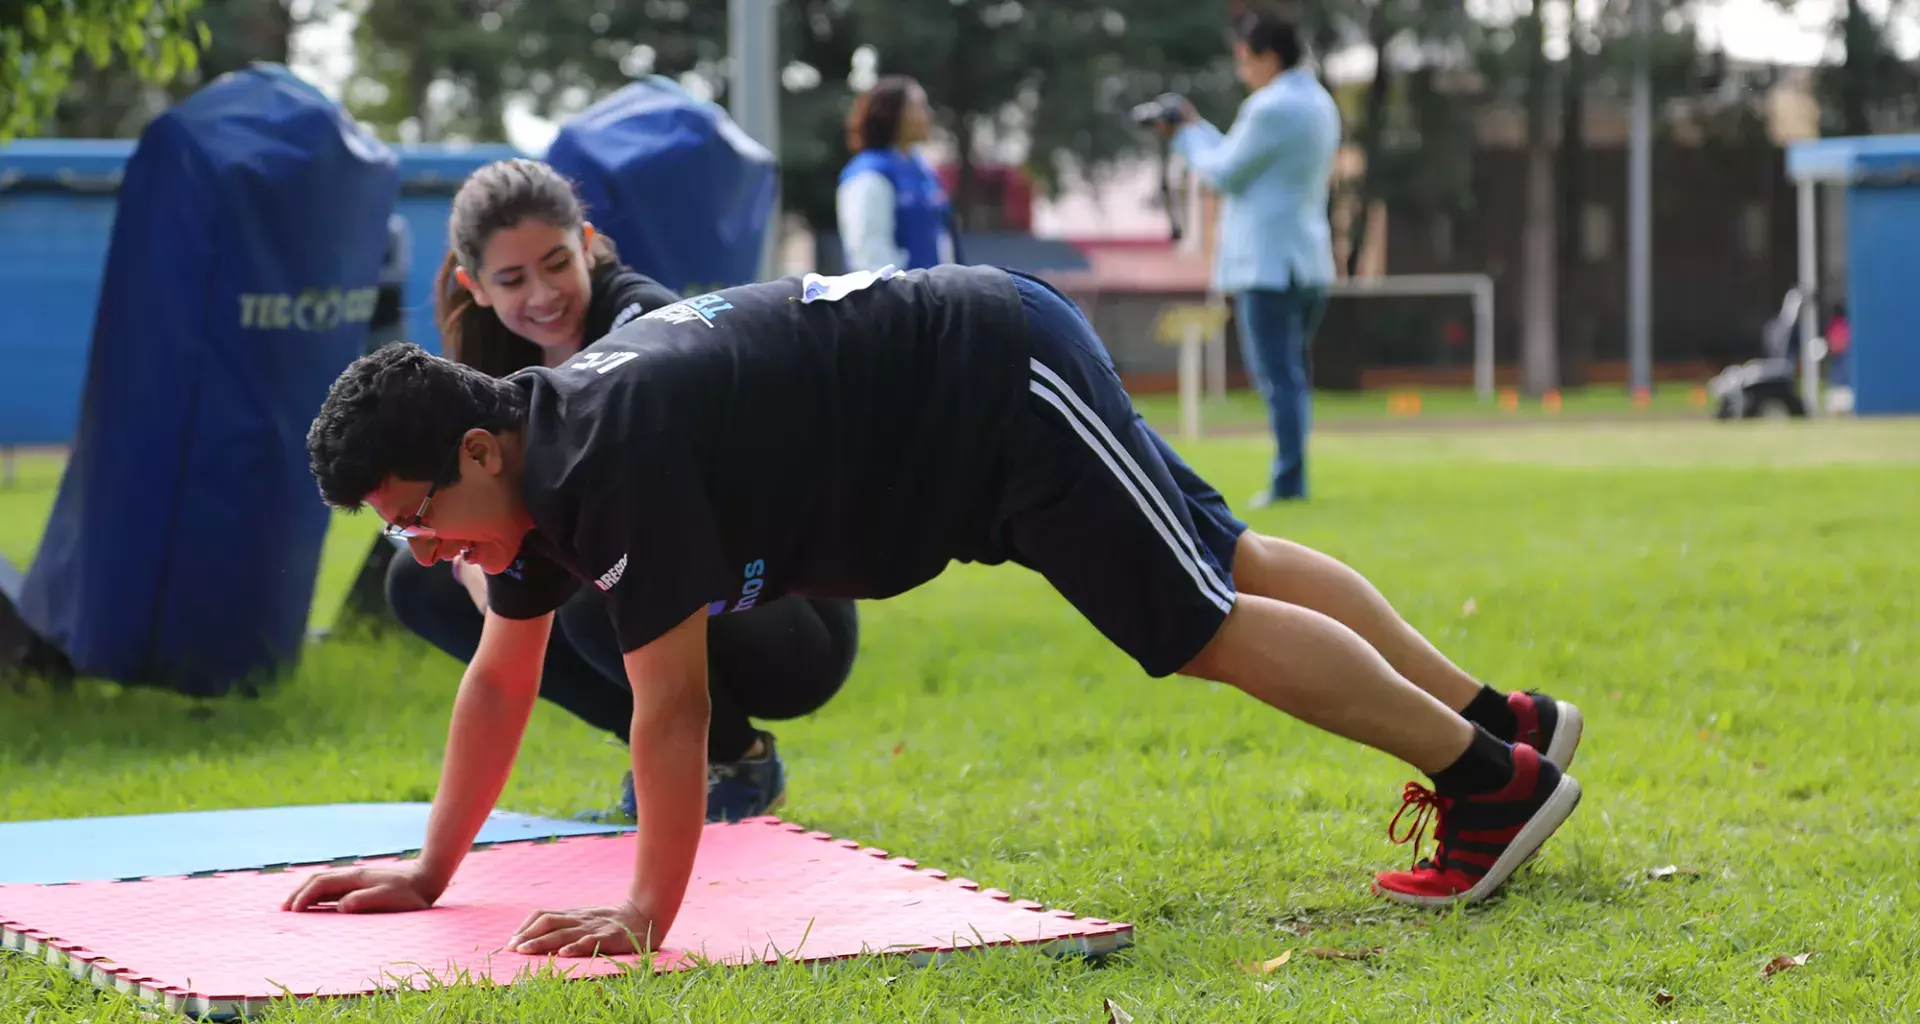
[{"x1": 288, "y1": 264, "x2": 1585, "y2": 955}]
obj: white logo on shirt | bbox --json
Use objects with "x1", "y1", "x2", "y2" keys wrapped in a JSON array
[
  {"x1": 569, "y1": 351, "x2": 639, "y2": 375},
  {"x1": 610, "y1": 302, "x2": 645, "y2": 331},
  {"x1": 593, "y1": 554, "x2": 628, "y2": 592},
  {"x1": 641, "y1": 292, "x2": 735, "y2": 328},
  {"x1": 799, "y1": 266, "x2": 901, "y2": 304}
]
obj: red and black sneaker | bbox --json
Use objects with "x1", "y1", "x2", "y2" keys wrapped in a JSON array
[
  {"x1": 1503, "y1": 690, "x2": 1584, "y2": 769},
  {"x1": 1371, "y1": 743, "x2": 1582, "y2": 907}
]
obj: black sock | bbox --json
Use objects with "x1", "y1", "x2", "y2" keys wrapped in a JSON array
[
  {"x1": 1429, "y1": 725, "x2": 1516, "y2": 798},
  {"x1": 1461, "y1": 685, "x2": 1517, "y2": 740}
]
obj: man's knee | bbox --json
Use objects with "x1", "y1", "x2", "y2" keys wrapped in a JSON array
[{"x1": 1229, "y1": 530, "x2": 1277, "y2": 576}]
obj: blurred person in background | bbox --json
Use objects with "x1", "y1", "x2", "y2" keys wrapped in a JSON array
[
  {"x1": 387, "y1": 157, "x2": 860, "y2": 823},
  {"x1": 1162, "y1": 7, "x2": 1340, "y2": 506},
  {"x1": 1825, "y1": 302, "x2": 1851, "y2": 387},
  {"x1": 836, "y1": 75, "x2": 958, "y2": 272}
]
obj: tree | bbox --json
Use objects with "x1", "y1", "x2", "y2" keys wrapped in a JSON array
[
  {"x1": 349, "y1": 0, "x2": 546, "y2": 142},
  {"x1": 44, "y1": 0, "x2": 309, "y2": 138},
  {"x1": 1515, "y1": 0, "x2": 1561, "y2": 396},
  {"x1": 1458, "y1": 0, "x2": 1710, "y2": 393},
  {"x1": 2, "y1": 0, "x2": 209, "y2": 140},
  {"x1": 849, "y1": 0, "x2": 1244, "y2": 230},
  {"x1": 1824, "y1": 0, "x2": 1920, "y2": 134},
  {"x1": 336, "y1": 0, "x2": 1273, "y2": 245},
  {"x1": 773, "y1": 0, "x2": 865, "y2": 238},
  {"x1": 1330, "y1": 0, "x2": 1476, "y2": 277}
]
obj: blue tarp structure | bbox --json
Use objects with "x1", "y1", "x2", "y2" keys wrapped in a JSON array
[
  {"x1": 0, "y1": 86, "x2": 781, "y2": 447},
  {"x1": 0, "y1": 140, "x2": 130, "y2": 446},
  {"x1": 1785, "y1": 133, "x2": 1920, "y2": 417},
  {"x1": 391, "y1": 143, "x2": 522, "y2": 356},
  {"x1": 546, "y1": 75, "x2": 778, "y2": 295},
  {"x1": 18, "y1": 64, "x2": 398, "y2": 695},
  {"x1": 1842, "y1": 149, "x2": 1920, "y2": 416}
]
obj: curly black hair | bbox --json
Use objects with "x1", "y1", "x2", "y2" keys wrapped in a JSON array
[{"x1": 306, "y1": 342, "x2": 528, "y2": 509}]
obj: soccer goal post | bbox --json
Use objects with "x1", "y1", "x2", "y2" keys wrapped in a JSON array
[
  {"x1": 1161, "y1": 273, "x2": 1496, "y2": 439},
  {"x1": 1327, "y1": 273, "x2": 1497, "y2": 400}
]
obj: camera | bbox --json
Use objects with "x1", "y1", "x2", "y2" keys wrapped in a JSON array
[{"x1": 1129, "y1": 92, "x2": 1188, "y2": 129}]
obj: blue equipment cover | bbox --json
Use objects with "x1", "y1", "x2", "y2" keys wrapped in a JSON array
[
  {"x1": 1846, "y1": 149, "x2": 1920, "y2": 417},
  {"x1": 0, "y1": 139, "x2": 133, "y2": 446},
  {"x1": 545, "y1": 76, "x2": 777, "y2": 296},
  {"x1": 18, "y1": 65, "x2": 399, "y2": 695},
  {"x1": 0, "y1": 804, "x2": 631, "y2": 885},
  {"x1": 391, "y1": 143, "x2": 523, "y2": 356}
]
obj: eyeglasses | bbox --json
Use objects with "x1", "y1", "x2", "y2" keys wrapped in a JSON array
[
  {"x1": 382, "y1": 444, "x2": 463, "y2": 540},
  {"x1": 382, "y1": 480, "x2": 442, "y2": 539}
]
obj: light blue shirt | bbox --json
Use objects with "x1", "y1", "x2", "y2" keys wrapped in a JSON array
[{"x1": 1173, "y1": 67, "x2": 1341, "y2": 293}]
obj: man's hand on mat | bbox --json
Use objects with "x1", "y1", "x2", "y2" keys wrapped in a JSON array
[
  {"x1": 508, "y1": 901, "x2": 656, "y2": 957},
  {"x1": 280, "y1": 867, "x2": 436, "y2": 914}
]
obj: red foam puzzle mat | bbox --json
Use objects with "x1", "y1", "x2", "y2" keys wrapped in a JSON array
[{"x1": 0, "y1": 816, "x2": 1130, "y2": 1018}]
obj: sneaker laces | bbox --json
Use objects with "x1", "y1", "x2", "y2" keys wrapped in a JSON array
[{"x1": 1387, "y1": 782, "x2": 1450, "y2": 871}]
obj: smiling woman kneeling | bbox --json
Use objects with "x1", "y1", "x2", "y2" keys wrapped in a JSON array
[{"x1": 379, "y1": 158, "x2": 858, "y2": 823}]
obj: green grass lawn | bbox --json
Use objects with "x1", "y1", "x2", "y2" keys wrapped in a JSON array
[
  {"x1": 1131, "y1": 384, "x2": 1707, "y2": 436},
  {"x1": 5, "y1": 417, "x2": 1920, "y2": 1022},
  {"x1": 0, "y1": 451, "x2": 386, "y2": 636}
]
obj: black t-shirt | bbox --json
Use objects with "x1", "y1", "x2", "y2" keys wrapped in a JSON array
[
  {"x1": 480, "y1": 262, "x2": 679, "y2": 595},
  {"x1": 485, "y1": 264, "x2": 1029, "y2": 653},
  {"x1": 584, "y1": 262, "x2": 679, "y2": 343}
]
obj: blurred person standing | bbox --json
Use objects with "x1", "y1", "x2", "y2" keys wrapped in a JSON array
[
  {"x1": 1164, "y1": 8, "x2": 1340, "y2": 506},
  {"x1": 836, "y1": 75, "x2": 957, "y2": 272},
  {"x1": 1825, "y1": 303, "x2": 1851, "y2": 388}
]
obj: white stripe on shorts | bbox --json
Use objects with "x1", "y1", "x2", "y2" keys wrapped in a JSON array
[{"x1": 1028, "y1": 358, "x2": 1234, "y2": 613}]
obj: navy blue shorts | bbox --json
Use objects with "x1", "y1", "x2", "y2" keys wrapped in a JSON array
[{"x1": 991, "y1": 270, "x2": 1248, "y2": 677}]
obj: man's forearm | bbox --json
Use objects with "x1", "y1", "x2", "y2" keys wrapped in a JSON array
[
  {"x1": 624, "y1": 695, "x2": 711, "y2": 947},
  {"x1": 413, "y1": 668, "x2": 541, "y2": 898}
]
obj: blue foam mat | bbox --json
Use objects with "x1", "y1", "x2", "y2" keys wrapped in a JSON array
[{"x1": 0, "y1": 803, "x2": 632, "y2": 885}]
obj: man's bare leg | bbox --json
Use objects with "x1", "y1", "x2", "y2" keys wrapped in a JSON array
[
  {"x1": 1225, "y1": 531, "x2": 1486, "y2": 712},
  {"x1": 1179, "y1": 593, "x2": 1473, "y2": 773},
  {"x1": 1175, "y1": 554, "x2": 1582, "y2": 908}
]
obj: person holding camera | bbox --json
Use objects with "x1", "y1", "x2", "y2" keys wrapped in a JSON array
[{"x1": 1155, "y1": 9, "x2": 1340, "y2": 506}]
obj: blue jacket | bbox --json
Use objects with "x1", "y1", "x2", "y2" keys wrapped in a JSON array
[
  {"x1": 837, "y1": 148, "x2": 954, "y2": 271},
  {"x1": 1173, "y1": 68, "x2": 1341, "y2": 293}
]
